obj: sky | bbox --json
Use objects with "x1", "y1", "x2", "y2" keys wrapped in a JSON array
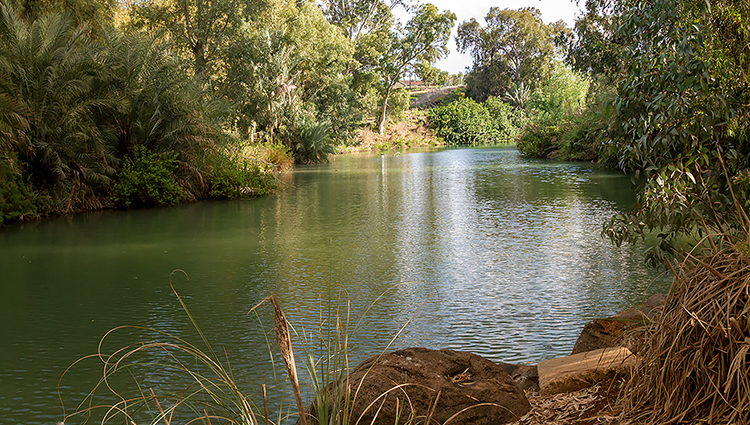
[{"x1": 396, "y1": 0, "x2": 584, "y2": 75}]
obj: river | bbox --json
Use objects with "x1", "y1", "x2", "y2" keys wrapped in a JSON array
[{"x1": 0, "y1": 147, "x2": 669, "y2": 424}]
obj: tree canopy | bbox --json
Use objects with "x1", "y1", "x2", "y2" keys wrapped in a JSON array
[
  {"x1": 456, "y1": 7, "x2": 562, "y2": 101},
  {"x1": 373, "y1": 3, "x2": 455, "y2": 134},
  {"x1": 604, "y1": 0, "x2": 750, "y2": 265}
]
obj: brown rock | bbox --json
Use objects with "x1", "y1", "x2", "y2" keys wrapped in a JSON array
[
  {"x1": 641, "y1": 293, "x2": 667, "y2": 320},
  {"x1": 304, "y1": 348, "x2": 530, "y2": 425},
  {"x1": 571, "y1": 294, "x2": 667, "y2": 355},
  {"x1": 571, "y1": 318, "x2": 632, "y2": 354},
  {"x1": 497, "y1": 363, "x2": 539, "y2": 392},
  {"x1": 537, "y1": 347, "x2": 636, "y2": 395}
]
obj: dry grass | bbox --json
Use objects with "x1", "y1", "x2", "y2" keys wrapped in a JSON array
[
  {"x1": 510, "y1": 383, "x2": 624, "y2": 425},
  {"x1": 345, "y1": 111, "x2": 442, "y2": 153},
  {"x1": 618, "y1": 246, "x2": 750, "y2": 425}
]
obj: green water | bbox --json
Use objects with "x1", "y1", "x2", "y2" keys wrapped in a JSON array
[{"x1": 0, "y1": 147, "x2": 669, "y2": 424}]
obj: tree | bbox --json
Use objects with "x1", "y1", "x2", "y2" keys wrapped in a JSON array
[
  {"x1": 456, "y1": 7, "x2": 558, "y2": 101},
  {"x1": 605, "y1": 0, "x2": 750, "y2": 266},
  {"x1": 0, "y1": 5, "x2": 124, "y2": 210},
  {"x1": 11, "y1": 0, "x2": 118, "y2": 27},
  {"x1": 568, "y1": 0, "x2": 625, "y2": 80},
  {"x1": 413, "y1": 60, "x2": 449, "y2": 87},
  {"x1": 374, "y1": 3, "x2": 455, "y2": 134},
  {"x1": 129, "y1": 0, "x2": 264, "y2": 80}
]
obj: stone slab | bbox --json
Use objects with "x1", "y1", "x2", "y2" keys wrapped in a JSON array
[{"x1": 538, "y1": 347, "x2": 636, "y2": 395}]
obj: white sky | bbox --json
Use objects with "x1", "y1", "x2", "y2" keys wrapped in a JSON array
[{"x1": 396, "y1": 0, "x2": 583, "y2": 75}]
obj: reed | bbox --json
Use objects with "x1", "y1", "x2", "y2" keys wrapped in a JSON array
[
  {"x1": 618, "y1": 173, "x2": 750, "y2": 425},
  {"x1": 58, "y1": 276, "x2": 438, "y2": 425}
]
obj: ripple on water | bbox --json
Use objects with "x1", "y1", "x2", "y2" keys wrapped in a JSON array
[{"x1": 0, "y1": 147, "x2": 669, "y2": 424}]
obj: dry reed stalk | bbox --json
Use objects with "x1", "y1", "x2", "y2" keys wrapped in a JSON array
[
  {"x1": 250, "y1": 295, "x2": 307, "y2": 425},
  {"x1": 262, "y1": 384, "x2": 270, "y2": 425},
  {"x1": 619, "y1": 248, "x2": 750, "y2": 424},
  {"x1": 149, "y1": 388, "x2": 171, "y2": 425}
]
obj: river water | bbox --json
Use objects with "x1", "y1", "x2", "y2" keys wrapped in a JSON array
[{"x1": 0, "y1": 147, "x2": 669, "y2": 424}]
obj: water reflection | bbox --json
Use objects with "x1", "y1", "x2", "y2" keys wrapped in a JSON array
[{"x1": 0, "y1": 147, "x2": 669, "y2": 424}]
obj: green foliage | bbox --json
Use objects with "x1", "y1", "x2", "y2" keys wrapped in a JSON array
[
  {"x1": 427, "y1": 97, "x2": 508, "y2": 146},
  {"x1": 0, "y1": 4, "x2": 123, "y2": 213},
  {"x1": 384, "y1": 87, "x2": 409, "y2": 121},
  {"x1": 484, "y1": 95, "x2": 525, "y2": 142},
  {"x1": 286, "y1": 117, "x2": 335, "y2": 164},
  {"x1": 528, "y1": 63, "x2": 590, "y2": 120},
  {"x1": 516, "y1": 63, "x2": 606, "y2": 162},
  {"x1": 207, "y1": 154, "x2": 277, "y2": 198},
  {"x1": 373, "y1": 3, "x2": 456, "y2": 134},
  {"x1": 603, "y1": 0, "x2": 750, "y2": 266},
  {"x1": 568, "y1": 0, "x2": 625, "y2": 80},
  {"x1": 0, "y1": 174, "x2": 37, "y2": 225},
  {"x1": 559, "y1": 81, "x2": 620, "y2": 164},
  {"x1": 112, "y1": 145, "x2": 184, "y2": 208},
  {"x1": 516, "y1": 122, "x2": 564, "y2": 158},
  {"x1": 457, "y1": 7, "x2": 561, "y2": 101},
  {"x1": 128, "y1": 0, "x2": 265, "y2": 79}
]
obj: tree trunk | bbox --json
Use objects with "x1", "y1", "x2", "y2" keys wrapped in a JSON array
[
  {"x1": 193, "y1": 40, "x2": 207, "y2": 80},
  {"x1": 378, "y1": 85, "x2": 392, "y2": 135}
]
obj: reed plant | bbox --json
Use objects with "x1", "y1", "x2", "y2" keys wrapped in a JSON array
[
  {"x1": 617, "y1": 164, "x2": 750, "y2": 424},
  {"x1": 59, "y1": 274, "x2": 437, "y2": 425}
]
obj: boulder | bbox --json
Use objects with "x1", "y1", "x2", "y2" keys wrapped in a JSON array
[
  {"x1": 497, "y1": 363, "x2": 539, "y2": 392},
  {"x1": 571, "y1": 294, "x2": 666, "y2": 355},
  {"x1": 537, "y1": 347, "x2": 636, "y2": 395},
  {"x1": 304, "y1": 347, "x2": 530, "y2": 425}
]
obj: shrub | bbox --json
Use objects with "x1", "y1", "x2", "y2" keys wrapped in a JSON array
[
  {"x1": 516, "y1": 122, "x2": 566, "y2": 159},
  {"x1": 287, "y1": 118, "x2": 335, "y2": 164},
  {"x1": 484, "y1": 96, "x2": 524, "y2": 143},
  {"x1": 207, "y1": 150, "x2": 278, "y2": 199},
  {"x1": 426, "y1": 97, "x2": 503, "y2": 145},
  {"x1": 112, "y1": 145, "x2": 184, "y2": 208},
  {"x1": 0, "y1": 175, "x2": 37, "y2": 225}
]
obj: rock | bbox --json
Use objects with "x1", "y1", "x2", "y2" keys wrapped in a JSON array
[
  {"x1": 571, "y1": 294, "x2": 666, "y2": 355},
  {"x1": 537, "y1": 347, "x2": 636, "y2": 395},
  {"x1": 571, "y1": 318, "x2": 633, "y2": 354},
  {"x1": 642, "y1": 293, "x2": 667, "y2": 320},
  {"x1": 497, "y1": 363, "x2": 539, "y2": 392},
  {"x1": 304, "y1": 347, "x2": 530, "y2": 425}
]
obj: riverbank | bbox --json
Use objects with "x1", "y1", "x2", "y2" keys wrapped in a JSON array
[{"x1": 340, "y1": 110, "x2": 445, "y2": 154}]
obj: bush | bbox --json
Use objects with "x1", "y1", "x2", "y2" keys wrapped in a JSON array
[
  {"x1": 112, "y1": 145, "x2": 184, "y2": 208},
  {"x1": 207, "y1": 150, "x2": 278, "y2": 199},
  {"x1": 0, "y1": 175, "x2": 37, "y2": 225},
  {"x1": 286, "y1": 118, "x2": 335, "y2": 164},
  {"x1": 516, "y1": 122, "x2": 566, "y2": 159},
  {"x1": 426, "y1": 97, "x2": 503, "y2": 145},
  {"x1": 518, "y1": 80, "x2": 621, "y2": 163},
  {"x1": 484, "y1": 96, "x2": 525, "y2": 143}
]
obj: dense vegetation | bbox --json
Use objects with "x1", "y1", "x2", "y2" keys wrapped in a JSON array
[
  {"x1": 0, "y1": 0, "x2": 458, "y2": 224},
  {"x1": 427, "y1": 0, "x2": 750, "y2": 269}
]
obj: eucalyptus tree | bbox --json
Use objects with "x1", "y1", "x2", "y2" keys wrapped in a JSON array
[
  {"x1": 128, "y1": 0, "x2": 265, "y2": 80},
  {"x1": 456, "y1": 7, "x2": 560, "y2": 101},
  {"x1": 606, "y1": 0, "x2": 750, "y2": 265},
  {"x1": 568, "y1": 0, "x2": 625, "y2": 80},
  {"x1": 374, "y1": 3, "x2": 455, "y2": 134}
]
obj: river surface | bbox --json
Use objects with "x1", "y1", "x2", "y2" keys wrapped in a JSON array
[{"x1": 0, "y1": 147, "x2": 669, "y2": 424}]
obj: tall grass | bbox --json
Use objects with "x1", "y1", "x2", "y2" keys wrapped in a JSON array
[
  {"x1": 58, "y1": 274, "x2": 437, "y2": 425},
  {"x1": 617, "y1": 162, "x2": 750, "y2": 424}
]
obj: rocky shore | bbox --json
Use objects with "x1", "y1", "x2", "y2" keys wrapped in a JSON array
[{"x1": 304, "y1": 294, "x2": 666, "y2": 425}]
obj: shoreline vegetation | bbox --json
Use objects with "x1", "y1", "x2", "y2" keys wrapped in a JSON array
[{"x1": 5, "y1": 0, "x2": 750, "y2": 423}]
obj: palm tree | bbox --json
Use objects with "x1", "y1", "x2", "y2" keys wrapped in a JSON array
[
  {"x1": 0, "y1": 3, "x2": 123, "y2": 212},
  {"x1": 100, "y1": 28, "x2": 219, "y2": 200}
]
